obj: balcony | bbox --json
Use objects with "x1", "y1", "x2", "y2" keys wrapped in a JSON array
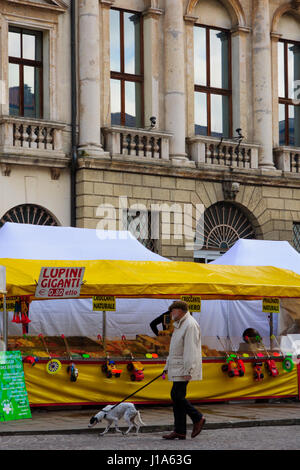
[
  {"x1": 186, "y1": 135, "x2": 260, "y2": 170},
  {"x1": 102, "y1": 126, "x2": 172, "y2": 163},
  {"x1": 274, "y1": 147, "x2": 300, "y2": 174},
  {"x1": 0, "y1": 116, "x2": 69, "y2": 171}
]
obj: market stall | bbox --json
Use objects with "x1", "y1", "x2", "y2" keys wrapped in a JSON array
[
  {"x1": 0, "y1": 222, "x2": 300, "y2": 406},
  {"x1": 0, "y1": 223, "x2": 285, "y2": 339},
  {"x1": 210, "y1": 239, "x2": 300, "y2": 337}
]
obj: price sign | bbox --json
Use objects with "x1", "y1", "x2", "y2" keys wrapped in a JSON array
[
  {"x1": 181, "y1": 295, "x2": 201, "y2": 312},
  {"x1": 0, "y1": 351, "x2": 31, "y2": 422},
  {"x1": 35, "y1": 267, "x2": 85, "y2": 298},
  {"x1": 262, "y1": 298, "x2": 280, "y2": 313},
  {"x1": 93, "y1": 295, "x2": 116, "y2": 311},
  {"x1": 0, "y1": 297, "x2": 18, "y2": 311}
]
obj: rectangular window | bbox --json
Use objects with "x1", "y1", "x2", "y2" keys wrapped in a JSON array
[
  {"x1": 8, "y1": 27, "x2": 43, "y2": 118},
  {"x1": 194, "y1": 25, "x2": 232, "y2": 138},
  {"x1": 278, "y1": 39, "x2": 300, "y2": 146},
  {"x1": 110, "y1": 9, "x2": 143, "y2": 128},
  {"x1": 122, "y1": 209, "x2": 159, "y2": 253}
]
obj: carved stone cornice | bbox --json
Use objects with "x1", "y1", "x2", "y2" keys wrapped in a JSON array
[
  {"x1": 183, "y1": 14, "x2": 198, "y2": 25},
  {"x1": 142, "y1": 7, "x2": 164, "y2": 19},
  {"x1": 100, "y1": 0, "x2": 115, "y2": 8},
  {"x1": 5, "y1": 0, "x2": 68, "y2": 13}
]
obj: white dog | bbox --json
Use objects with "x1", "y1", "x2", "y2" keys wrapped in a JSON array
[{"x1": 88, "y1": 403, "x2": 145, "y2": 436}]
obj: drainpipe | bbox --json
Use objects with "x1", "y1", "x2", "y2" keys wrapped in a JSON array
[{"x1": 70, "y1": 0, "x2": 77, "y2": 227}]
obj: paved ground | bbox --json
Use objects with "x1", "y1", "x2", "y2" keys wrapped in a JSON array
[
  {"x1": 0, "y1": 426, "x2": 300, "y2": 451},
  {"x1": 1, "y1": 399, "x2": 300, "y2": 436},
  {"x1": 1, "y1": 401, "x2": 299, "y2": 454}
]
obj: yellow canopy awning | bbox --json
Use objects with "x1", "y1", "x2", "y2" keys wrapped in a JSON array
[{"x1": 2, "y1": 258, "x2": 300, "y2": 300}]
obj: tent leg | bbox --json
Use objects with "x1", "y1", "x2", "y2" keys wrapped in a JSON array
[
  {"x1": 3, "y1": 294, "x2": 7, "y2": 351},
  {"x1": 102, "y1": 310, "x2": 106, "y2": 351},
  {"x1": 269, "y1": 313, "x2": 273, "y2": 350}
]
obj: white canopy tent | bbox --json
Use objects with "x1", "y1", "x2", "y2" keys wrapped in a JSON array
[
  {"x1": 0, "y1": 223, "x2": 172, "y2": 337},
  {"x1": 207, "y1": 239, "x2": 300, "y2": 339},
  {"x1": 0, "y1": 222, "x2": 169, "y2": 261},
  {"x1": 210, "y1": 239, "x2": 300, "y2": 273},
  {"x1": 1, "y1": 224, "x2": 298, "y2": 341}
]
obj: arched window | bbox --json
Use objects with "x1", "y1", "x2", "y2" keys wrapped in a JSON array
[
  {"x1": 194, "y1": 201, "x2": 256, "y2": 262},
  {"x1": 0, "y1": 204, "x2": 59, "y2": 228}
]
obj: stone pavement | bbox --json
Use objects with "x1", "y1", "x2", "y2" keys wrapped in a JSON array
[{"x1": 1, "y1": 400, "x2": 300, "y2": 435}]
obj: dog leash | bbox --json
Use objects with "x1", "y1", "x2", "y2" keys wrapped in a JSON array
[{"x1": 108, "y1": 371, "x2": 165, "y2": 413}]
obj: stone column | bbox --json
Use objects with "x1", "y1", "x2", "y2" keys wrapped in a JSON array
[
  {"x1": 231, "y1": 26, "x2": 251, "y2": 140},
  {"x1": 78, "y1": 0, "x2": 108, "y2": 158},
  {"x1": 164, "y1": 0, "x2": 194, "y2": 166},
  {"x1": 252, "y1": 0, "x2": 274, "y2": 169},
  {"x1": 143, "y1": 7, "x2": 163, "y2": 129}
]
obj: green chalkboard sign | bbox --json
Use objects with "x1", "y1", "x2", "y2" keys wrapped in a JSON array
[{"x1": 0, "y1": 351, "x2": 31, "y2": 422}]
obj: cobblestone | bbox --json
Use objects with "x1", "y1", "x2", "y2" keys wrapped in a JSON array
[{"x1": 0, "y1": 426, "x2": 299, "y2": 450}]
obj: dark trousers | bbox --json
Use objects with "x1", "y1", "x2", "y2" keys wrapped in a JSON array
[{"x1": 171, "y1": 381, "x2": 203, "y2": 435}]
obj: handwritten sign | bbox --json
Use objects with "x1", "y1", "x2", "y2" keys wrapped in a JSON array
[
  {"x1": 0, "y1": 297, "x2": 18, "y2": 312},
  {"x1": 181, "y1": 295, "x2": 201, "y2": 312},
  {"x1": 93, "y1": 296, "x2": 116, "y2": 311},
  {"x1": 35, "y1": 267, "x2": 85, "y2": 298},
  {"x1": 262, "y1": 298, "x2": 280, "y2": 313},
  {"x1": 0, "y1": 351, "x2": 31, "y2": 422}
]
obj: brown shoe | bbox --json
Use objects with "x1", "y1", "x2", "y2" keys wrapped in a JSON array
[
  {"x1": 163, "y1": 431, "x2": 186, "y2": 440},
  {"x1": 191, "y1": 417, "x2": 206, "y2": 438}
]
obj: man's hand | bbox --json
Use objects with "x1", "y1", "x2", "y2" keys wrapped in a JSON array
[{"x1": 183, "y1": 375, "x2": 192, "y2": 381}]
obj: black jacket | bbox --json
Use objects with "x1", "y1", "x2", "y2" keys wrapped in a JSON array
[{"x1": 150, "y1": 311, "x2": 171, "y2": 336}]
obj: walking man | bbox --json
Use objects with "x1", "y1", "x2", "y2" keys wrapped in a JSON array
[{"x1": 163, "y1": 300, "x2": 205, "y2": 440}]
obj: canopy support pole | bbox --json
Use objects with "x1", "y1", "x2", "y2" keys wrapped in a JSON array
[
  {"x1": 269, "y1": 313, "x2": 274, "y2": 349},
  {"x1": 102, "y1": 311, "x2": 106, "y2": 350},
  {"x1": 3, "y1": 294, "x2": 7, "y2": 351}
]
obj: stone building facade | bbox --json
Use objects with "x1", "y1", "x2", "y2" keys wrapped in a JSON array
[
  {"x1": 1, "y1": 0, "x2": 300, "y2": 262},
  {"x1": 0, "y1": 0, "x2": 71, "y2": 227}
]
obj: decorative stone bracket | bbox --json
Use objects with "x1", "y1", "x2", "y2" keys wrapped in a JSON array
[
  {"x1": 222, "y1": 179, "x2": 240, "y2": 200},
  {"x1": 1, "y1": 163, "x2": 11, "y2": 177}
]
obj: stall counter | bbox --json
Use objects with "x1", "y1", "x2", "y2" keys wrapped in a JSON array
[{"x1": 23, "y1": 358, "x2": 299, "y2": 407}]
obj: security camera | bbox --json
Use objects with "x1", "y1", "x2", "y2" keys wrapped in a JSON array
[{"x1": 150, "y1": 116, "x2": 156, "y2": 128}]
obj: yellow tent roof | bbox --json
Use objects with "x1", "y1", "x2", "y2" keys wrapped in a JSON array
[{"x1": 2, "y1": 258, "x2": 300, "y2": 300}]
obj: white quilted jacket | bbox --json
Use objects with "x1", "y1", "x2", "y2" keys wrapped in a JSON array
[{"x1": 165, "y1": 312, "x2": 202, "y2": 382}]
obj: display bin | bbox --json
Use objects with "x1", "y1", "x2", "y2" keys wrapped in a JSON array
[{"x1": 7, "y1": 334, "x2": 299, "y2": 406}]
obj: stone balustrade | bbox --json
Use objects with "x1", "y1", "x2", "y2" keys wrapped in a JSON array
[
  {"x1": 274, "y1": 147, "x2": 300, "y2": 174},
  {"x1": 102, "y1": 126, "x2": 172, "y2": 162},
  {"x1": 0, "y1": 116, "x2": 68, "y2": 169},
  {"x1": 186, "y1": 135, "x2": 259, "y2": 169}
]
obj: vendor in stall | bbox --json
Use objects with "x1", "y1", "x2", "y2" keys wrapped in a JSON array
[
  {"x1": 240, "y1": 328, "x2": 261, "y2": 353},
  {"x1": 150, "y1": 309, "x2": 173, "y2": 336},
  {"x1": 242, "y1": 328, "x2": 261, "y2": 344}
]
